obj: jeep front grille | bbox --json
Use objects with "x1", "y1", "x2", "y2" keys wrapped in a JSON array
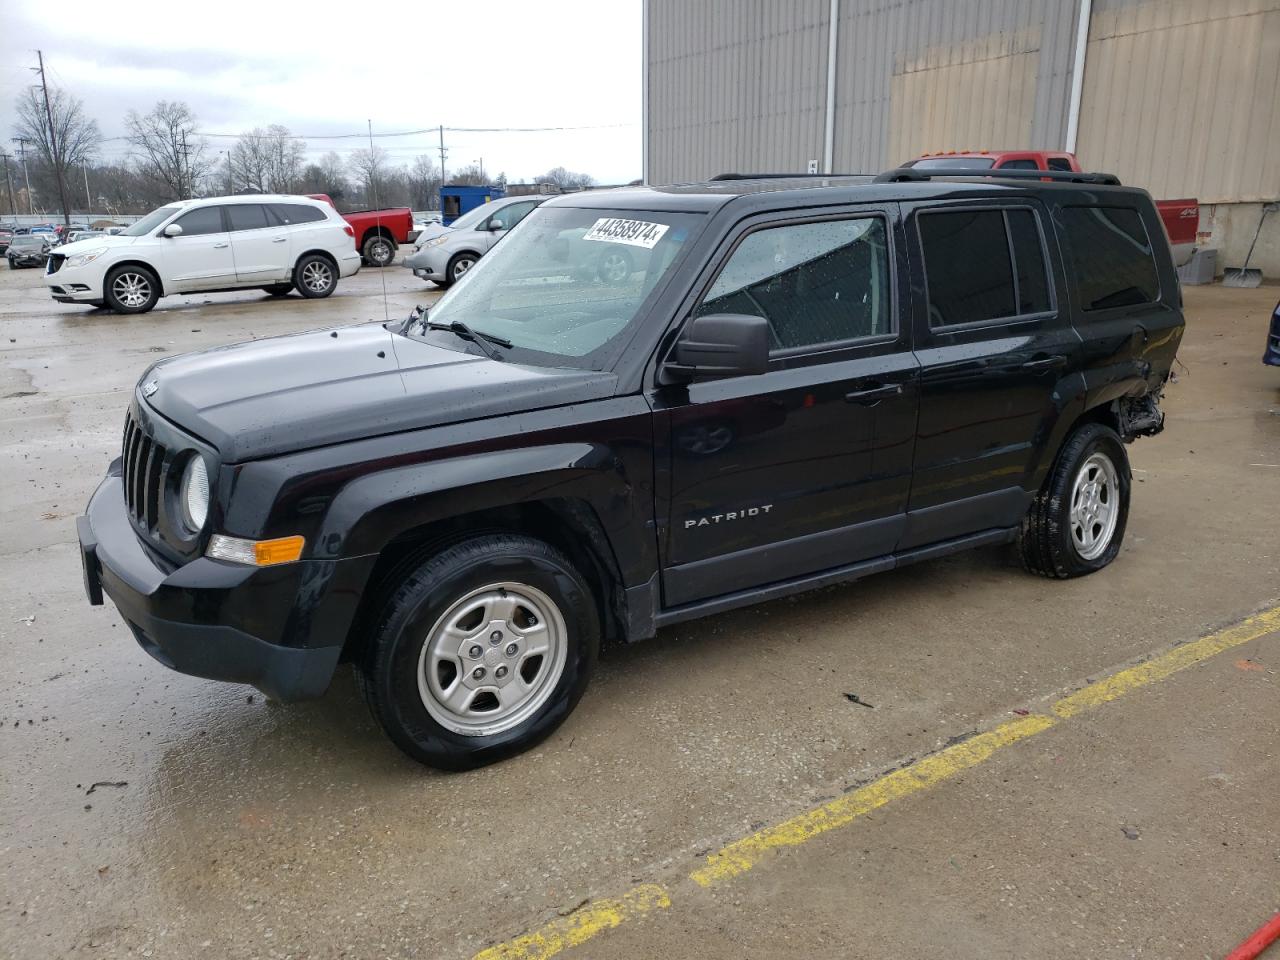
[{"x1": 122, "y1": 412, "x2": 168, "y2": 530}]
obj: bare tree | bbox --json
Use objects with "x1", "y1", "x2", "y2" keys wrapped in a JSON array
[
  {"x1": 12, "y1": 86, "x2": 102, "y2": 201},
  {"x1": 408, "y1": 154, "x2": 442, "y2": 209},
  {"x1": 347, "y1": 146, "x2": 391, "y2": 203},
  {"x1": 124, "y1": 100, "x2": 211, "y2": 201},
  {"x1": 447, "y1": 163, "x2": 489, "y2": 186},
  {"x1": 536, "y1": 166, "x2": 595, "y2": 191},
  {"x1": 229, "y1": 125, "x2": 305, "y2": 193}
]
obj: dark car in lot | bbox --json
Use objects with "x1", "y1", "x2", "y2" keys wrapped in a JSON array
[
  {"x1": 6, "y1": 233, "x2": 53, "y2": 268},
  {"x1": 78, "y1": 168, "x2": 1184, "y2": 769}
]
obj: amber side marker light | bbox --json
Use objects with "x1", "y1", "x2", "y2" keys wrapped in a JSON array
[{"x1": 207, "y1": 534, "x2": 306, "y2": 566}]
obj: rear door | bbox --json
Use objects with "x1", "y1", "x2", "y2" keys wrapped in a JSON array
[
  {"x1": 227, "y1": 203, "x2": 290, "y2": 283},
  {"x1": 655, "y1": 204, "x2": 919, "y2": 607},
  {"x1": 902, "y1": 200, "x2": 1082, "y2": 548},
  {"x1": 159, "y1": 205, "x2": 235, "y2": 290}
]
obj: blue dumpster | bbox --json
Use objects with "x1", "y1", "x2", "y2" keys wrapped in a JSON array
[{"x1": 440, "y1": 185, "x2": 506, "y2": 226}]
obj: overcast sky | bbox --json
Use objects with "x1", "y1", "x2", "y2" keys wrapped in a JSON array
[{"x1": 0, "y1": 0, "x2": 642, "y2": 185}]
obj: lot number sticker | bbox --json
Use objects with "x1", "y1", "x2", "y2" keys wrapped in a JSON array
[{"x1": 583, "y1": 218, "x2": 669, "y2": 249}]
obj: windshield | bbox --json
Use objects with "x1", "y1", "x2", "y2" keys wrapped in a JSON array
[
  {"x1": 448, "y1": 202, "x2": 500, "y2": 232},
  {"x1": 13, "y1": 236, "x2": 46, "y2": 248},
  {"x1": 122, "y1": 205, "x2": 182, "y2": 237},
  {"x1": 908, "y1": 157, "x2": 996, "y2": 170},
  {"x1": 413, "y1": 205, "x2": 703, "y2": 369}
]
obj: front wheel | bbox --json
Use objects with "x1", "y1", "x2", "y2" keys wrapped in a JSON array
[
  {"x1": 104, "y1": 264, "x2": 160, "y2": 314},
  {"x1": 1019, "y1": 422, "x2": 1131, "y2": 578},
  {"x1": 439, "y1": 252, "x2": 478, "y2": 288},
  {"x1": 362, "y1": 235, "x2": 396, "y2": 267},
  {"x1": 293, "y1": 254, "x2": 337, "y2": 299},
  {"x1": 355, "y1": 535, "x2": 599, "y2": 770}
]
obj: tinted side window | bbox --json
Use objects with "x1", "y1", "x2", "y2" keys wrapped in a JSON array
[
  {"x1": 998, "y1": 159, "x2": 1038, "y2": 170},
  {"x1": 1061, "y1": 206, "x2": 1160, "y2": 311},
  {"x1": 695, "y1": 217, "x2": 891, "y2": 351},
  {"x1": 919, "y1": 210, "x2": 1015, "y2": 325},
  {"x1": 1007, "y1": 210, "x2": 1051, "y2": 314},
  {"x1": 269, "y1": 203, "x2": 326, "y2": 225},
  {"x1": 503, "y1": 201, "x2": 538, "y2": 229},
  {"x1": 173, "y1": 206, "x2": 225, "y2": 236},
  {"x1": 1046, "y1": 157, "x2": 1073, "y2": 171},
  {"x1": 227, "y1": 204, "x2": 270, "y2": 232}
]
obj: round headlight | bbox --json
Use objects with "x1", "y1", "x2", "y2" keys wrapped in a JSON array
[{"x1": 181, "y1": 455, "x2": 210, "y2": 532}]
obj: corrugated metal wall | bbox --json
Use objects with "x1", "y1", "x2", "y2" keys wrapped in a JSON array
[
  {"x1": 646, "y1": 0, "x2": 831, "y2": 181},
  {"x1": 645, "y1": 0, "x2": 1279, "y2": 206},
  {"x1": 1076, "y1": 0, "x2": 1280, "y2": 203}
]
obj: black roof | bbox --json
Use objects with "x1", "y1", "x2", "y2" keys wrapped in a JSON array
[{"x1": 542, "y1": 171, "x2": 1139, "y2": 216}]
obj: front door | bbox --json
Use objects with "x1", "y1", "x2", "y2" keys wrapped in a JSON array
[
  {"x1": 655, "y1": 206, "x2": 919, "y2": 607},
  {"x1": 226, "y1": 203, "x2": 290, "y2": 283},
  {"x1": 902, "y1": 200, "x2": 1082, "y2": 547},
  {"x1": 160, "y1": 206, "x2": 235, "y2": 291}
]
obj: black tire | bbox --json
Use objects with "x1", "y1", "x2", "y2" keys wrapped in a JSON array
[
  {"x1": 355, "y1": 534, "x2": 600, "y2": 770},
  {"x1": 293, "y1": 254, "x2": 337, "y2": 299},
  {"x1": 362, "y1": 234, "x2": 396, "y2": 268},
  {"x1": 262, "y1": 283, "x2": 294, "y2": 297},
  {"x1": 103, "y1": 264, "x2": 160, "y2": 314},
  {"x1": 440, "y1": 252, "x2": 479, "y2": 288},
  {"x1": 1019, "y1": 422, "x2": 1131, "y2": 578}
]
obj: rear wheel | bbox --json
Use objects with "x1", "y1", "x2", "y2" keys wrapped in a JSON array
[
  {"x1": 293, "y1": 254, "x2": 337, "y2": 299},
  {"x1": 362, "y1": 234, "x2": 396, "y2": 267},
  {"x1": 1019, "y1": 422, "x2": 1131, "y2": 578},
  {"x1": 104, "y1": 264, "x2": 160, "y2": 314},
  {"x1": 262, "y1": 283, "x2": 293, "y2": 297},
  {"x1": 355, "y1": 534, "x2": 599, "y2": 770}
]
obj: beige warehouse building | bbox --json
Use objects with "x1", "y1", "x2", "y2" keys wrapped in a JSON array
[{"x1": 643, "y1": 0, "x2": 1280, "y2": 276}]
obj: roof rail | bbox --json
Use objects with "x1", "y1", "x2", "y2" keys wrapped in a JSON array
[
  {"x1": 874, "y1": 167, "x2": 1122, "y2": 185},
  {"x1": 710, "y1": 172, "x2": 871, "y2": 181}
]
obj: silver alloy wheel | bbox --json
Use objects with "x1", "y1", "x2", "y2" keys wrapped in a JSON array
[
  {"x1": 417, "y1": 581, "x2": 567, "y2": 737},
  {"x1": 451, "y1": 257, "x2": 475, "y2": 280},
  {"x1": 301, "y1": 260, "x2": 332, "y2": 293},
  {"x1": 599, "y1": 251, "x2": 629, "y2": 282},
  {"x1": 368, "y1": 239, "x2": 392, "y2": 264},
  {"x1": 1069, "y1": 451, "x2": 1120, "y2": 561},
  {"x1": 112, "y1": 271, "x2": 152, "y2": 308}
]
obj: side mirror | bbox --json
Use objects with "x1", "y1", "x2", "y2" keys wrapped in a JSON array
[
  {"x1": 163, "y1": 223, "x2": 183, "y2": 238},
  {"x1": 666, "y1": 313, "x2": 770, "y2": 381},
  {"x1": 488, "y1": 219, "x2": 506, "y2": 232}
]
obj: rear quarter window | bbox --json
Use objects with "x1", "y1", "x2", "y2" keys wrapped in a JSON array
[
  {"x1": 269, "y1": 203, "x2": 327, "y2": 225},
  {"x1": 1060, "y1": 206, "x2": 1160, "y2": 311}
]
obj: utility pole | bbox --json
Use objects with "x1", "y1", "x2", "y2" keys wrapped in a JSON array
[
  {"x1": 34, "y1": 50, "x2": 72, "y2": 227},
  {"x1": 83, "y1": 160, "x2": 91, "y2": 213},
  {"x1": 0, "y1": 151, "x2": 16, "y2": 217},
  {"x1": 12, "y1": 138, "x2": 33, "y2": 214}
]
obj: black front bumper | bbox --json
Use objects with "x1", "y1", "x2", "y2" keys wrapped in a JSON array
[
  {"x1": 78, "y1": 472, "x2": 351, "y2": 701},
  {"x1": 1264, "y1": 304, "x2": 1280, "y2": 367}
]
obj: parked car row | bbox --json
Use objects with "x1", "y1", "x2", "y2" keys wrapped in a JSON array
[{"x1": 404, "y1": 194, "x2": 548, "y2": 286}]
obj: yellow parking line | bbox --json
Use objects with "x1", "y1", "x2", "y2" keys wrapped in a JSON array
[
  {"x1": 471, "y1": 602, "x2": 1280, "y2": 959},
  {"x1": 1052, "y1": 605, "x2": 1280, "y2": 718},
  {"x1": 689, "y1": 714, "x2": 1056, "y2": 887},
  {"x1": 472, "y1": 883, "x2": 671, "y2": 960}
]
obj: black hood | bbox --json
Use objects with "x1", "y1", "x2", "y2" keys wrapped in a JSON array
[{"x1": 140, "y1": 323, "x2": 617, "y2": 462}]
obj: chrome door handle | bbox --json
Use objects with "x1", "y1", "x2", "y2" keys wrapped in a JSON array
[
  {"x1": 272, "y1": 237, "x2": 288, "y2": 243},
  {"x1": 213, "y1": 242, "x2": 229, "y2": 249},
  {"x1": 1021, "y1": 354, "x2": 1067, "y2": 370},
  {"x1": 845, "y1": 382, "x2": 903, "y2": 405}
]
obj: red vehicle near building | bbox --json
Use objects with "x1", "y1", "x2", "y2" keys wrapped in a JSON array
[
  {"x1": 307, "y1": 194, "x2": 414, "y2": 268},
  {"x1": 904, "y1": 151, "x2": 1198, "y2": 266}
]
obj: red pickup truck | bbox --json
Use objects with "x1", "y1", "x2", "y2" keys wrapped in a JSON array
[
  {"x1": 904, "y1": 151, "x2": 1198, "y2": 266},
  {"x1": 307, "y1": 194, "x2": 414, "y2": 268}
]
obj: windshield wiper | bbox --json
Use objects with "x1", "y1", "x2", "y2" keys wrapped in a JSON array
[{"x1": 426, "y1": 320, "x2": 512, "y2": 360}]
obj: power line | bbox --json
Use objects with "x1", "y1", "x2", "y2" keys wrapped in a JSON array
[{"x1": 94, "y1": 121, "x2": 637, "y2": 144}]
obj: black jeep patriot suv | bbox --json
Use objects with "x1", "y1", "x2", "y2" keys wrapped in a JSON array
[{"x1": 77, "y1": 169, "x2": 1183, "y2": 769}]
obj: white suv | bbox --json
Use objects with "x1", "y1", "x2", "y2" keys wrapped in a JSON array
[{"x1": 44, "y1": 195, "x2": 362, "y2": 314}]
